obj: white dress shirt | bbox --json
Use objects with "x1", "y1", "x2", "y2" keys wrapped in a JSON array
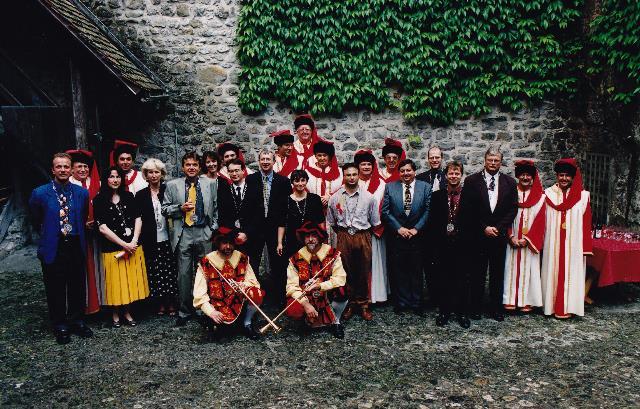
[{"x1": 484, "y1": 171, "x2": 500, "y2": 213}]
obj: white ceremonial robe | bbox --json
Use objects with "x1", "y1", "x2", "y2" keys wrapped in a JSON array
[
  {"x1": 359, "y1": 178, "x2": 389, "y2": 303},
  {"x1": 305, "y1": 156, "x2": 342, "y2": 246},
  {"x1": 541, "y1": 185, "x2": 593, "y2": 317},
  {"x1": 125, "y1": 169, "x2": 148, "y2": 195},
  {"x1": 273, "y1": 153, "x2": 302, "y2": 176},
  {"x1": 503, "y1": 191, "x2": 546, "y2": 309}
]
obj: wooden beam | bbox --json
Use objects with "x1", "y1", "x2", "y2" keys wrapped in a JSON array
[{"x1": 70, "y1": 58, "x2": 87, "y2": 149}]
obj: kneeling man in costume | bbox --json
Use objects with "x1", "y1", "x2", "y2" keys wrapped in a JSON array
[
  {"x1": 193, "y1": 227, "x2": 265, "y2": 340},
  {"x1": 285, "y1": 222, "x2": 348, "y2": 338}
]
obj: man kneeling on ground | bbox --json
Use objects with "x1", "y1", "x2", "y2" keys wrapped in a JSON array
[
  {"x1": 193, "y1": 227, "x2": 265, "y2": 341},
  {"x1": 285, "y1": 222, "x2": 348, "y2": 339}
]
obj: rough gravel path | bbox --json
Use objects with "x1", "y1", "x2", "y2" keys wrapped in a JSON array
[{"x1": 1, "y1": 246, "x2": 638, "y2": 408}]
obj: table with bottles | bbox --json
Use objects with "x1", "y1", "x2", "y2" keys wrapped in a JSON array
[{"x1": 589, "y1": 227, "x2": 640, "y2": 288}]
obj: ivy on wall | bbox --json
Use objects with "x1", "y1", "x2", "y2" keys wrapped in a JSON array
[
  {"x1": 237, "y1": 0, "x2": 582, "y2": 124},
  {"x1": 588, "y1": 0, "x2": 640, "y2": 105}
]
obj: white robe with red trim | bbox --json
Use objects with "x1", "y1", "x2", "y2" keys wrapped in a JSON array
[
  {"x1": 125, "y1": 169, "x2": 148, "y2": 195},
  {"x1": 359, "y1": 178, "x2": 388, "y2": 303},
  {"x1": 273, "y1": 153, "x2": 302, "y2": 176},
  {"x1": 503, "y1": 191, "x2": 546, "y2": 308},
  {"x1": 541, "y1": 186, "x2": 593, "y2": 317}
]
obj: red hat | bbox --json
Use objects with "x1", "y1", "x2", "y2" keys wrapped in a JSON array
[
  {"x1": 110, "y1": 139, "x2": 138, "y2": 166},
  {"x1": 295, "y1": 221, "x2": 328, "y2": 243},
  {"x1": 294, "y1": 114, "x2": 315, "y2": 130},
  {"x1": 382, "y1": 137, "x2": 404, "y2": 157},
  {"x1": 354, "y1": 149, "x2": 382, "y2": 195},
  {"x1": 214, "y1": 226, "x2": 242, "y2": 246},
  {"x1": 546, "y1": 158, "x2": 584, "y2": 211},
  {"x1": 514, "y1": 160, "x2": 543, "y2": 208},
  {"x1": 270, "y1": 129, "x2": 294, "y2": 145}
]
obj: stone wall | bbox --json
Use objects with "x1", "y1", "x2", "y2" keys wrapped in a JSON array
[{"x1": 81, "y1": 0, "x2": 637, "y2": 225}]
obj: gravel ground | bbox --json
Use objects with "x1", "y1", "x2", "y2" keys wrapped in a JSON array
[{"x1": 1, "y1": 246, "x2": 639, "y2": 408}]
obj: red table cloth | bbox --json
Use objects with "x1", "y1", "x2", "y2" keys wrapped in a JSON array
[{"x1": 588, "y1": 238, "x2": 640, "y2": 287}]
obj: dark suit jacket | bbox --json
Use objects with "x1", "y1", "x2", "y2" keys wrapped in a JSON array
[
  {"x1": 246, "y1": 171, "x2": 292, "y2": 234},
  {"x1": 381, "y1": 179, "x2": 432, "y2": 234},
  {"x1": 135, "y1": 184, "x2": 167, "y2": 253},
  {"x1": 458, "y1": 171, "x2": 517, "y2": 243},
  {"x1": 417, "y1": 168, "x2": 445, "y2": 186},
  {"x1": 217, "y1": 177, "x2": 260, "y2": 240}
]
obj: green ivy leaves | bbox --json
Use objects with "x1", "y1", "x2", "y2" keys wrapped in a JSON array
[
  {"x1": 588, "y1": 0, "x2": 640, "y2": 105},
  {"x1": 235, "y1": 0, "x2": 607, "y2": 124}
]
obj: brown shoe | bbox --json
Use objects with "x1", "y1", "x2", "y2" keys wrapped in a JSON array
[
  {"x1": 342, "y1": 305, "x2": 354, "y2": 321},
  {"x1": 361, "y1": 305, "x2": 373, "y2": 321}
]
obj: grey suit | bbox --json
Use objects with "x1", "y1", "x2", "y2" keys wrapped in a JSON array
[
  {"x1": 382, "y1": 179, "x2": 432, "y2": 310},
  {"x1": 162, "y1": 176, "x2": 218, "y2": 317}
]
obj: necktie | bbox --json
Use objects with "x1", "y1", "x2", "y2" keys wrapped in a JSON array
[
  {"x1": 404, "y1": 183, "x2": 412, "y2": 215},
  {"x1": 236, "y1": 186, "x2": 242, "y2": 201},
  {"x1": 321, "y1": 168, "x2": 327, "y2": 196},
  {"x1": 489, "y1": 175, "x2": 495, "y2": 191},
  {"x1": 263, "y1": 175, "x2": 269, "y2": 217},
  {"x1": 81, "y1": 180, "x2": 87, "y2": 189},
  {"x1": 185, "y1": 182, "x2": 196, "y2": 226}
]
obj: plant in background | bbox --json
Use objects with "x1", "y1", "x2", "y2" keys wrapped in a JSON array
[
  {"x1": 237, "y1": 0, "x2": 583, "y2": 124},
  {"x1": 588, "y1": 0, "x2": 640, "y2": 105}
]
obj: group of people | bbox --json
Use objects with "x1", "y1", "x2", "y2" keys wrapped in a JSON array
[{"x1": 30, "y1": 114, "x2": 593, "y2": 345}]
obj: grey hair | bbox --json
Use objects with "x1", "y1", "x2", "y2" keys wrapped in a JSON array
[
  {"x1": 484, "y1": 146, "x2": 503, "y2": 160},
  {"x1": 258, "y1": 148, "x2": 275, "y2": 160},
  {"x1": 141, "y1": 158, "x2": 167, "y2": 180}
]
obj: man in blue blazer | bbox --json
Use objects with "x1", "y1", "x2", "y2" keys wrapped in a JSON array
[
  {"x1": 29, "y1": 152, "x2": 92, "y2": 344},
  {"x1": 382, "y1": 159, "x2": 432, "y2": 315}
]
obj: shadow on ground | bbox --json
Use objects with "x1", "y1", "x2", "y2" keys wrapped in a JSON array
[{"x1": 1, "y1": 246, "x2": 639, "y2": 408}]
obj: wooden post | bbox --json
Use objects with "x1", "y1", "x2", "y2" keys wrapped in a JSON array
[{"x1": 70, "y1": 58, "x2": 87, "y2": 149}]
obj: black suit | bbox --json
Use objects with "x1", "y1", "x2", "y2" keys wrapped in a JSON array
[
  {"x1": 217, "y1": 177, "x2": 260, "y2": 253},
  {"x1": 416, "y1": 168, "x2": 445, "y2": 304},
  {"x1": 245, "y1": 171, "x2": 292, "y2": 305},
  {"x1": 427, "y1": 188, "x2": 469, "y2": 314},
  {"x1": 458, "y1": 171, "x2": 517, "y2": 314}
]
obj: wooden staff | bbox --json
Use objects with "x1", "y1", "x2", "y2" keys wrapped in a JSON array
[
  {"x1": 259, "y1": 256, "x2": 337, "y2": 334},
  {"x1": 210, "y1": 263, "x2": 281, "y2": 333}
]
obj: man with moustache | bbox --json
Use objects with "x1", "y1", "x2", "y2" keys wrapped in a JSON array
[
  {"x1": 458, "y1": 147, "x2": 518, "y2": 322},
  {"x1": 428, "y1": 161, "x2": 470, "y2": 328},
  {"x1": 246, "y1": 149, "x2": 292, "y2": 306},
  {"x1": 29, "y1": 153, "x2": 92, "y2": 344},
  {"x1": 503, "y1": 160, "x2": 546, "y2": 313},
  {"x1": 541, "y1": 158, "x2": 593, "y2": 319},
  {"x1": 382, "y1": 159, "x2": 432, "y2": 315},
  {"x1": 327, "y1": 163, "x2": 381, "y2": 320},
  {"x1": 162, "y1": 152, "x2": 218, "y2": 326},
  {"x1": 193, "y1": 228, "x2": 265, "y2": 340},
  {"x1": 285, "y1": 222, "x2": 348, "y2": 338}
]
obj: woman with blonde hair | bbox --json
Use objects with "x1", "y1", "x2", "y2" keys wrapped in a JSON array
[{"x1": 135, "y1": 158, "x2": 178, "y2": 316}]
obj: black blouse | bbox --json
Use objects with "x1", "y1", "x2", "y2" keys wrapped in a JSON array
[
  {"x1": 93, "y1": 191, "x2": 140, "y2": 253},
  {"x1": 281, "y1": 193, "x2": 324, "y2": 257}
]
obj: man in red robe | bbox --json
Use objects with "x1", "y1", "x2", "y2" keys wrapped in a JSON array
[
  {"x1": 541, "y1": 159, "x2": 593, "y2": 318},
  {"x1": 293, "y1": 114, "x2": 319, "y2": 160},
  {"x1": 271, "y1": 129, "x2": 301, "y2": 177},
  {"x1": 379, "y1": 137, "x2": 406, "y2": 183},
  {"x1": 503, "y1": 160, "x2": 546, "y2": 313}
]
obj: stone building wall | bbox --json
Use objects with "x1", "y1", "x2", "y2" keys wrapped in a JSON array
[{"x1": 81, "y1": 0, "x2": 637, "y2": 226}]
